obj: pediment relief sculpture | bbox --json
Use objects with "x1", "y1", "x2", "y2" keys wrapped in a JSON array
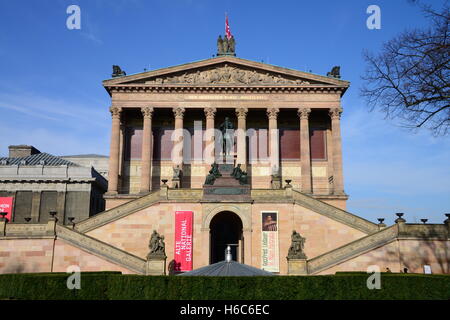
[{"x1": 143, "y1": 64, "x2": 313, "y2": 86}]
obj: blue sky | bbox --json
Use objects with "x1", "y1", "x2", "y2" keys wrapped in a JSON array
[{"x1": 0, "y1": 0, "x2": 448, "y2": 225}]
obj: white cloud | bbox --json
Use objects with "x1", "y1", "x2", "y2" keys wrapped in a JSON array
[{"x1": 0, "y1": 91, "x2": 108, "y2": 128}]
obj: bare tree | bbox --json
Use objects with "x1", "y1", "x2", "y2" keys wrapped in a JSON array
[{"x1": 361, "y1": 1, "x2": 450, "y2": 135}]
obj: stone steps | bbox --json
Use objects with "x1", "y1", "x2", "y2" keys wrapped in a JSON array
[{"x1": 56, "y1": 224, "x2": 146, "y2": 274}]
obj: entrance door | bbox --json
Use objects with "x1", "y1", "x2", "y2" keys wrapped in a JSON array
[{"x1": 209, "y1": 211, "x2": 243, "y2": 264}]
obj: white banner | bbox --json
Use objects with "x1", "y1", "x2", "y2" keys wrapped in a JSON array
[{"x1": 261, "y1": 211, "x2": 279, "y2": 272}]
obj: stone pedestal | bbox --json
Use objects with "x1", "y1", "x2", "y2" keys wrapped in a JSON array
[
  {"x1": 287, "y1": 258, "x2": 308, "y2": 275},
  {"x1": 284, "y1": 184, "x2": 293, "y2": 198},
  {"x1": 146, "y1": 258, "x2": 166, "y2": 275},
  {"x1": 0, "y1": 218, "x2": 7, "y2": 236},
  {"x1": 46, "y1": 217, "x2": 57, "y2": 236},
  {"x1": 202, "y1": 164, "x2": 251, "y2": 202},
  {"x1": 160, "y1": 184, "x2": 168, "y2": 200},
  {"x1": 172, "y1": 177, "x2": 181, "y2": 189},
  {"x1": 271, "y1": 175, "x2": 282, "y2": 189}
]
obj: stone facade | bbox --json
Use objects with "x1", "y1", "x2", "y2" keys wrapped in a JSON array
[
  {"x1": 0, "y1": 56, "x2": 448, "y2": 276},
  {"x1": 102, "y1": 56, "x2": 348, "y2": 208},
  {"x1": 0, "y1": 189, "x2": 448, "y2": 275},
  {"x1": 0, "y1": 146, "x2": 107, "y2": 224}
]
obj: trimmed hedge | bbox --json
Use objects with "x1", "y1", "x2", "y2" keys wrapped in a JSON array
[{"x1": 0, "y1": 272, "x2": 448, "y2": 300}]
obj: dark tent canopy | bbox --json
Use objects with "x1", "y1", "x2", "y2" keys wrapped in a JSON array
[{"x1": 177, "y1": 260, "x2": 275, "y2": 276}]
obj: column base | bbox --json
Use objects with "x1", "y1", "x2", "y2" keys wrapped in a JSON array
[
  {"x1": 146, "y1": 258, "x2": 167, "y2": 275},
  {"x1": 287, "y1": 258, "x2": 308, "y2": 275}
]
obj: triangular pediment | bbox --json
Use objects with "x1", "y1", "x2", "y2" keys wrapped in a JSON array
[{"x1": 103, "y1": 56, "x2": 349, "y2": 88}]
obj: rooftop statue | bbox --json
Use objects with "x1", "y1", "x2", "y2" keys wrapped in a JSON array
[
  {"x1": 327, "y1": 66, "x2": 341, "y2": 79},
  {"x1": 217, "y1": 35, "x2": 236, "y2": 56},
  {"x1": 112, "y1": 65, "x2": 126, "y2": 77},
  {"x1": 217, "y1": 35, "x2": 224, "y2": 55}
]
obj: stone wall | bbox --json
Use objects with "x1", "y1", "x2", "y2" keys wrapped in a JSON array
[
  {"x1": 52, "y1": 240, "x2": 135, "y2": 273},
  {"x1": 0, "y1": 239, "x2": 54, "y2": 273},
  {"x1": 0, "y1": 238, "x2": 135, "y2": 274}
]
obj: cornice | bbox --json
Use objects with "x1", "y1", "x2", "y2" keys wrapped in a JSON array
[{"x1": 106, "y1": 84, "x2": 345, "y2": 95}]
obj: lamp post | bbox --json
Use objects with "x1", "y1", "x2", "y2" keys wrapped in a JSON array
[
  {"x1": 0, "y1": 211, "x2": 7, "y2": 222},
  {"x1": 395, "y1": 212, "x2": 406, "y2": 223},
  {"x1": 68, "y1": 217, "x2": 75, "y2": 229}
]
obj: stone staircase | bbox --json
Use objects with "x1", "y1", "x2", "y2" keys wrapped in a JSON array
[
  {"x1": 75, "y1": 191, "x2": 160, "y2": 233},
  {"x1": 56, "y1": 224, "x2": 146, "y2": 274},
  {"x1": 292, "y1": 189, "x2": 379, "y2": 234},
  {"x1": 307, "y1": 225, "x2": 398, "y2": 274}
]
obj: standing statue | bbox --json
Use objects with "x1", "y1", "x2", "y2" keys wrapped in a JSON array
[
  {"x1": 222, "y1": 37, "x2": 229, "y2": 53},
  {"x1": 217, "y1": 35, "x2": 224, "y2": 55},
  {"x1": 219, "y1": 117, "x2": 234, "y2": 156},
  {"x1": 229, "y1": 35, "x2": 235, "y2": 53},
  {"x1": 287, "y1": 230, "x2": 307, "y2": 259},
  {"x1": 173, "y1": 165, "x2": 182, "y2": 179}
]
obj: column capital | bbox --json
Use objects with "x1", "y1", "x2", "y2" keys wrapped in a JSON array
[
  {"x1": 173, "y1": 107, "x2": 185, "y2": 119},
  {"x1": 329, "y1": 107, "x2": 343, "y2": 120},
  {"x1": 235, "y1": 107, "x2": 248, "y2": 119},
  {"x1": 141, "y1": 107, "x2": 154, "y2": 118},
  {"x1": 204, "y1": 107, "x2": 217, "y2": 119},
  {"x1": 266, "y1": 107, "x2": 280, "y2": 120},
  {"x1": 109, "y1": 106, "x2": 122, "y2": 118},
  {"x1": 297, "y1": 108, "x2": 311, "y2": 120}
]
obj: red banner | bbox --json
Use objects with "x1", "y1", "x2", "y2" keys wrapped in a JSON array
[
  {"x1": 174, "y1": 211, "x2": 193, "y2": 272},
  {"x1": 0, "y1": 197, "x2": 14, "y2": 222}
]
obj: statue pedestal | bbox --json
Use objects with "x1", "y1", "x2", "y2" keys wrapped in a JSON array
[
  {"x1": 172, "y1": 177, "x2": 180, "y2": 189},
  {"x1": 146, "y1": 257, "x2": 166, "y2": 275},
  {"x1": 287, "y1": 258, "x2": 308, "y2": 275},
  {"x1": 271, "y1": 175, "x2": 282, "y2": 189}
]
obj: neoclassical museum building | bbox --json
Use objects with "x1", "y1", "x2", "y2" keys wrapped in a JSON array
[{"x1": 0, "y1": 41, "x2": 449, "y2": 275}]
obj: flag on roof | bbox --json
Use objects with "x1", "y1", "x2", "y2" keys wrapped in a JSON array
[{"x1": 225, "y1": 14, "x2": 232, "y2": 40}]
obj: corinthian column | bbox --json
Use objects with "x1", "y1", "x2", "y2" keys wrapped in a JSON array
[
  {"x1": 107, "y1": 106, "x2": 122, "y2": 194},
  {"x1": 172, "y1": 107, "x2": 185, "y2": 188},
  {"x1": 329, "y1": 108, "x2": 345, "y2": 195},
  {"x1": 235, "y1": 107, "x2": 248, "y2": 169},
  {"x1": 267, "y1": 107, "x2": 280, "y2": 167},
  {"x1": 298, "y1": 108, "x2": 312, "y2": 194},
  {"x1": 204, "y1": 107, "x2": 216, "y2": 165},
  {"x1": 140, "y1": 107, "x2": 154, "y2": 193}
]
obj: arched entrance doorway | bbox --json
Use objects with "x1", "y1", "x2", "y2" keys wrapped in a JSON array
[{"x1": 210, "y1": 211, "x2": 243, "y2": 264}]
